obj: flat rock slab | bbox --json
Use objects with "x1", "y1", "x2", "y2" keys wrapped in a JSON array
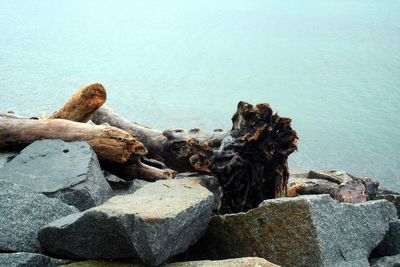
[
  {"x1": 63, "y1": 257, "x2": 278, "y2": 267},
  {"x1": 0, "y1": 181, "x2": 78, "y2": 252},
  {"x1": 190, "y1": 195, "x2": 396, "y2": 267},
  {"x1": 167, "y1": 257, "x2": 280, "y2": 267},
  {"x1": 0, "y1": 139, "x2": 112, "y2": 210},
  {"x1": 0, "y1": 252, "x2": 70, "y2": 267},
  {"x1": 39, "y1": 178, "x2": 214, "y2": 266},
  {"x1": 175, "y1": 172, "x2": 222, "y2": 211}
]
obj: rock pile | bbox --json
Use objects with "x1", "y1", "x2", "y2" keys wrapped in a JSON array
[
  {"x1": 1, "y1": 139, "x2": 400, "y2": 267},
  {"x1": 0, "y1": 140, "x2": 112, "y2": 210}
]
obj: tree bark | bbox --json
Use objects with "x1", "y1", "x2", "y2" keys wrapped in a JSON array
[
  {"x1": 49, "y1": 83, "x2": 106, "y2": 122},
  {"x1": 93, "y1": 102, "x2": 298, "y2": 213},
  {"x1": 0, "y1": 118, "x2": 147, "y2": 163},
  {"x1": 92, "y1": 106, "x2": 227, "y2": 170},
  {"x1": 100, "y1": 158, "x2": 177, "y2": 182}
]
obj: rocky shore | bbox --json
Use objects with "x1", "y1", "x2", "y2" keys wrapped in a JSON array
[
  {"x1": 1, "y1": 139, "x2": 400, "y2": 267},
  {"x1": 1, "y1": 84, "x2": 400, "y2": 267}
]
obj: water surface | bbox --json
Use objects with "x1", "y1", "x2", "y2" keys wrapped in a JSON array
[{"x1": 1, "y1": 0, "x2": 399, "y2": 189}]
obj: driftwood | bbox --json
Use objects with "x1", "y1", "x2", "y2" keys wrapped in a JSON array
[
  {"x1": 288, "y1": 170, "x2": 380, "y2": 203},
  {"x1": 93, "y1": 102, "x2": 298, "y2": 213},
  {"x1": 49, "y1": 83, "x2": 106, "y2": 122},
  {"x1": 0, "y1": 118, "x2": 147, "y2": 163},
  {"x1": 100, "y1": 158, "x2": 177, "y2": 182}
]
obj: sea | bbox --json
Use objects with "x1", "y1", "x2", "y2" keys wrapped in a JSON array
[{"x1": 0, "y1": 0, "x2": 399, "y2": 190}]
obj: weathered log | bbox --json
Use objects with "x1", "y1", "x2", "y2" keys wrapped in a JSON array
[
  {"x1": 0, "y1": 118, "x2": 147, "y2": 163},
  {"x1": 288, "y1": 171, "x2": 380, "y2": 203},
  {"x1": 93, "y1": 106, "x2": 227, "y2": 170},
  {"x1": 307, "y1": 170, "x2": 343, "y2": 184},
  {"x1": 93, "y1": 102, "x2": 298, "y2": 213},
  {"x1": 49, "y1": 83, "x2": 106, "y2": 122},
  {"x1": 100, "y1": 158, "x2": 177, "y2": 181}
]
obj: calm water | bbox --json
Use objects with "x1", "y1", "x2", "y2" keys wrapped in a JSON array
[{"x1": 1, "y1": 1, "x2": 399, "y2": 190}]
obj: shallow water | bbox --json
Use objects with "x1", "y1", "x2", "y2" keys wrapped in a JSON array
[{"x1": 0, "y1": 1, "x2": 399, "y2": 190}]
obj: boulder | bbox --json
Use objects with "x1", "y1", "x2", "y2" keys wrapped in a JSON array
[
  {"x1": 370, "y1": 254, "x2": 400, "y2": 267},
  {"x1": 0, "y1": 152, "x2": 17, "y2": 168},
  {"x1": 0, "y1": 181, "x2": 78, "y2": 252},
  {"x1": 167, "y1": 257, "x2": 279, "y2": 267},
  {"x1": 189, "y1": 195, "x2": 396, "y2": 267},
  {"x1": 39, "y1": 178, "x2": 214, "y2": 266},
  {"x1": 62, "y1": 260, "x2": 144, "y2": 267},
  {"x1": 0, "y1": 139, "x2": 112, "y2": 210},
  {"x1": 373, "y1": 220, "x2": 400, "y2": 257},
  {"x1": 175, "y1": 172, "x2": 222, "y2": 211},
  {"x1": 105, "y1": 172, "x2": 150, "y2": 196},
  {"x1": 0, "y1": 252, "x2": 70, "y2": 267},
  {"x1": 375, "y1": 193, "x2": 400, "y2": 217},
  {"x1": 62, "y1": 257, "x2": 278, "y2": 267}
]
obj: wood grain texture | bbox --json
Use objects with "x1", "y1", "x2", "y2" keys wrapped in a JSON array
[
  {"x1": 0, "y1": 118, "x2": 147, "y2": 163},
  {"x1": 49, "y1": 83, "x2": 107, "y2": 122}
]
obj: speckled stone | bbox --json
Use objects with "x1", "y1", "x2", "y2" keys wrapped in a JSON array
[
  {"x1": 0, "y1": 252, "x2": 70, "y2": 267},
  {"x1": 0, "y1": 181, "x2": 78, "y2": 252},
  {"x1": 190, "y1": 195, "x2": 396, "y2": 267},
  {"x1": 0, "y1": 139, "x2": 112, "y2": 210},
  {"x1": 62, "y1": 257, "x2": 278, "y2": 267},
  {"x1": 39, "y1": 178, "x2": 214, "y2": 266}
]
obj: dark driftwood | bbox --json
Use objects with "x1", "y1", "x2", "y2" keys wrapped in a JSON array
[
  {"x1": 93, "y1": 102, "x2": 298, "y2": 213},
  {"x1": 0, "y1": 118, "x2": 147, "y2": 163},
  {"x1": 100, "y1": 158, "x2": 177, "y2": 182},
  {"x1": 93, "y1": 106, "x2": 227, "y2": 170},
  {"x1": 49, "y1": 83, "x2": 107, "y2": 122}
]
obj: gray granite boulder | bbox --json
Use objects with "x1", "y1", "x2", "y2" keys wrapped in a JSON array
[
  {"x1": 373, "y1": 220, "x2": 400, "y2": 257},
  {"x1": 105, "y1": 173, "x2": 150, "y2": 196},
  {"x1": 0, "y1": 139, "x2": 112, "y2": 210},
  {"x1": 167, "y1": 257, "x2": 279, "y2": 267},
  {"x1": 0, "y1": 152, "x2": 17, "y2": 168},
  {"x1": 370, "y1": 254, "x2": 400, "y2": 267},
  {"x1": 62, "y1": 257, "x2": 279, "y2": 267},
  {"x1": 175, "y1": 172, "x2": 222, "y2": 211},
  {"x1": 39, "y1": 178, "x2": 214, "y2": 266},
  {"x1": 190, "y1": 195, "x2": 396, "y2": 267},
  {"x1": 0, "y1": 181, "x2": 78, "y2": 252},
  {"x1": 0, "y1": 252, "x2": 70, "y2": 267}
]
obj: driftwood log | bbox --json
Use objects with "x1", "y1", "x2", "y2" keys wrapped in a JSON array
[
  {"x1": 43, "y1": 84, "x2": 176, "y2": 181},
  {"x1": 0, "y1": 118, "x2": 147, "y2": 163},
  {"x1": 288, "y1": 170, "x2": 380, "y2": 203},
  {"x1": 100, "y1": 158, "x2": 177, "y2": 182},
  {"x1": 93, "y1": 102, "x2": 298, "y2": 213},
  {"x1": 49, "y1": 83, "x2": 107, "y2": 122}
]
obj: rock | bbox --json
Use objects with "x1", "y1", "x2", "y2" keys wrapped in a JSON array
[
  {"x1": 62, "y1": 260, "x2": 144, "y2": 267},
  {"x1": 373, "y1": 220, "x2": 400, "y2": 257},
  {"x1": 370, "y1": 254, "x2": 400, "y2": 267},
  {"x1": 62, "y1": 257, "x2": 278, "y2": 267},
  {"x1": 288, "y1": 176, "x2": 338, "y2": 188},
  {"x1": 189, "y1": 195, "x2": 396, "y2": 267},
  {"x1": 375, "y1": 193, "x2": 400, "y2": 217},
  {"x1": 0, "y1": 252, "x2": 70, "y2": 267},
  {"x1": 0, "y1": 139, "x2": 112, "y2": 210},
  {"x1": 0, "y1": 152, "x2": 17, "y2": 168},
  {"x1": 167, "y1": 257, "x2": 279, "y2": 267},
  {"x1": 104, "y1": 173, "x2": 130, "y2": 186},
  {"x1": 0, "y1": 181, "x2": 78, "y2": 252},
  {"x1": 39, "y1": 178, "x2": 214, "y2": 266},
  {"x1": 175, "y1": 172, "x2": 222, "y2": 211},
  {"x1": 106, "y1": 173, "x2": 150, "y2": 196}
]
